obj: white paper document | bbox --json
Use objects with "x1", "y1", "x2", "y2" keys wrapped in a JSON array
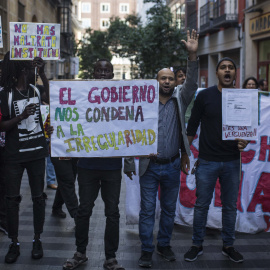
[
  {"x1": 225, "y1": 92, "x2": 252, "y2": 126},
  {"x1": 222, "y1": 89, "x2": 258, "y2": 141}
]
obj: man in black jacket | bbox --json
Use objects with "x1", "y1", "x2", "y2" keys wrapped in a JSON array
[{"x1": 184, "y1": 57, "x2": 249, "y2": 263}]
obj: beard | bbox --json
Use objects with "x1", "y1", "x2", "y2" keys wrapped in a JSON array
[{"x1": 159, "y1": 87, "x2": 174, "y2": 97}]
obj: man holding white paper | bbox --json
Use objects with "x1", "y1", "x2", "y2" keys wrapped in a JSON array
[{"x1": 184, "y1": 57, "x2": 249, "y2": 263}]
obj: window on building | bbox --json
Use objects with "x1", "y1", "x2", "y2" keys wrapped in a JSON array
[
  {"x1": 59, "y1": 1, "x2": 72, "y2": 34},
  {"x1": 176, "y1": 3, "x2": 185, "y2": 15},
  {"x1": 100, "y1": 19, "x2": 110, "y2": 29},
  {"x1": 18, "y1": 1, "x2": 25, "y2": 22},
  {"x1": 81, "y1": 18, "x2": 91, "y2": 29},
  {"x1": 82, "y1": 2, "x2": 91, "y2": 13},
  {"x1": 119, "y1": 4, "x2": 129, "y2": 14},
  {"x1": 114, "y1": 69, "x2": 121, "y2": 80},
  {"x1": 0, "y1": 0, "x2": 8, "y2": 54},
  {"x1": 100, "y1": 3, "x2": 110, "y2": 13}
]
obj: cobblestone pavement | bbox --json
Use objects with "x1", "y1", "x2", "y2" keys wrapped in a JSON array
[{"x1": 0, "y1": 172, "x2": 270, "y2": 270}]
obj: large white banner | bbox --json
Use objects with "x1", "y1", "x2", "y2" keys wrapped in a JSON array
[
  {"x1": 125, "y1": 92, "x2": 270, "y2": 233},
  {"x1": 50, "y1": 80, "x2": 159, "y2": 157},
  {"x1": 10, "y1": 22, "x2": 60, "y2": 60}
]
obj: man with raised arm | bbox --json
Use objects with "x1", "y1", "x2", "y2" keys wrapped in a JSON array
[{"x1": 124, "y1": 29, "x2": 199, "y2": 268}]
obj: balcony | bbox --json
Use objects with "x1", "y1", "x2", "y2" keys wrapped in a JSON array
[
  {"x1": 188, "y1": 10, "x2": 197, "y2": 31},
  {"x1": 200, "y1": 0, "x2": 238, "y2": 35}
]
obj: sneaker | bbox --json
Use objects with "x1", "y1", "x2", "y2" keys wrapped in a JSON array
[
  {"x1": 52, "y1": 208, "x2": 67, "y2": 218},
  {"x1": 222, "y1": 246, "x2": 243, "y2": 263},
  {"x1": 5, "y1": 242, "x2": 20, "y2": 263},
  {"x1": 156, "y1": 245, "x2": 176, "y2": 261},
  {"x1": 0, "y1": 221, "x2": 8, "y2": 235},
  {"x1": 184, "y1": 245, "x2": 203, "y2": 262},
  {"x1": 138, "y1": 251, "x2": 153, "y2": 268},
  {"x1": 32, "y1": 238, "x2": 43, "y2": 259}
]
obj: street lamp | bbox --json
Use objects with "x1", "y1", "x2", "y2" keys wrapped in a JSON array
[{"x1": 122, "y1": 65, "x2": 126, "y2": 79}]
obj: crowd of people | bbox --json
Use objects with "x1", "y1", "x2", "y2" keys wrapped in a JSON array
[{"x1": 0, "y1": 28, "x2": 267, "y2": 270}]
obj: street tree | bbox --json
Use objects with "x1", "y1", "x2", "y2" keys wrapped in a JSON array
[
  {"x1": 107, "y1": 0, "x2": 187, "y2": 78},
  {"x1": 77, "y1": 29, "x2": 112, "y2": 79}
]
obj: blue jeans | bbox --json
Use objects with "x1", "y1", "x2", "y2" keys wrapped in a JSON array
[
  {"x1": 139, "y1": 158, "x2": 180, "y2": 252},
  {"x1": 193, "y1": 157, "x2": 241, "y2": 247},
  {"x1": 46, "y1": 155, "x2": 56, "y2": 185}
]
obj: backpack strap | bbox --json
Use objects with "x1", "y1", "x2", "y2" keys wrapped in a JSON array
[
  {"x1": 8, "y1": 89, "x2": 14, "y2": 119},
  {"x1": 29, "y1": 84, "x2": 41, "y2": 103}
]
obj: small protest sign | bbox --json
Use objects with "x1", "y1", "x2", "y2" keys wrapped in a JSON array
[
  {"x1": 222, "y1": 88, "x2": 258, "y2": 140},
  {"x1": 10, "y1": 22, "x2": 60, "y2": 60},
  {"x1": 50, "y1": 80, "x2": 159, "y2": 157}
]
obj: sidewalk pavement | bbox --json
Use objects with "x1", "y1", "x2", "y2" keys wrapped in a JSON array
[{"x1": 0, "y1": 172, "x2": 270, "y2": 270}]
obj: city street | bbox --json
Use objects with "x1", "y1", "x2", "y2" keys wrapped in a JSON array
[{"x1": 0, "y1": 172, "x2": 270, "y2": 270}]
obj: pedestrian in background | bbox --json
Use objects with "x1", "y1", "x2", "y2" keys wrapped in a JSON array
[
  {"x1": 258, "y1": 79, "x2": 268, "y2": 91},
  {"x1": 242, "y1": 76, "x2": 258, "y2": 89},
  {"x1": 41, "y1": 98, "x2": 57, "y2": 190},
  {"x1": 50, "y1": 156, "x2": 78, "y2": 219},
  {"x1": 174, "y1": 67, "x2": 186, "y2": 86},
  {"x1": 0, "y1": 106, "x2": 8, "y2": 235}
]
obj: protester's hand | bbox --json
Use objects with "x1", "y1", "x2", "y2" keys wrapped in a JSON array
[
  {"x1": 181, "y1": 29, "x2": 199, "y2": 61},
  {"x1": 126, "y1": 171, "x2": 136, "y2": 180},
  {"x1": 181, "y1": 152, "x2": 190, "y2": 175},
  {"x1": 46, "y1": 125, "x2": 54, "y2": 136},
  {"x1": 33, "y1": 57, "x2": 45, "y2": 75},
  {"x1": 235, "y1": 139, "x2": 250, "y2": 152},
  {"x1": 147, "y1": 153, "x2": 158, "y2": 161},
  {"x1": 20, "y1": 103, "x2": 36, "y2": 120}
]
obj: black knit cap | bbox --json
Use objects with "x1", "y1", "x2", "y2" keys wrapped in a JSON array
[{"x1": 216, "y1": 57, "x2": 237, "y2": 71}]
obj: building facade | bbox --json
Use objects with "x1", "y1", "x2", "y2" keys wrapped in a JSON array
[
  {"x1": 195, "y1": 0, "x2": 244, "y2": 88},
  {"x1": 168, "y1": 0, "x2": 269, "y2": 91},
  {"x1": 244, "y1": 0, "x2": 270, "y2": 91}
]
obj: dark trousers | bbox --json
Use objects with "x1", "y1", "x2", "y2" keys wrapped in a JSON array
[
  {"x1": 51, "y1": 157, "x2": 78, "y2": 218},
  {"x1": 5, "y1": 158, "x2": 45, "y2": 239},
  {"x1": 0, "y1": 147, "x2": 6, "y2": 224},
  {"x1": 75, "y1": 168, "x2": 122, "y2": 260}
]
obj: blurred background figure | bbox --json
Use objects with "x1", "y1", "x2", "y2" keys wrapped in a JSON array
[
  {"x1": 0, "y1": 108, "x2": 7, "y2": 235},
  {"x1": 174, "y1": 67, "x2": 186, "y2": 86},
  {"x1": 258, "y1": 79, "x2": 268, "y2": 91},
  {"x1": 0, "y1": 60, "x2": 7, "y2": 235},
  {"x1": 46, "y1": 148, "x2": 57, "y2": 189},
  {"x1": 242, "y1": 76, "x2": 258, "y2": 89}
]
